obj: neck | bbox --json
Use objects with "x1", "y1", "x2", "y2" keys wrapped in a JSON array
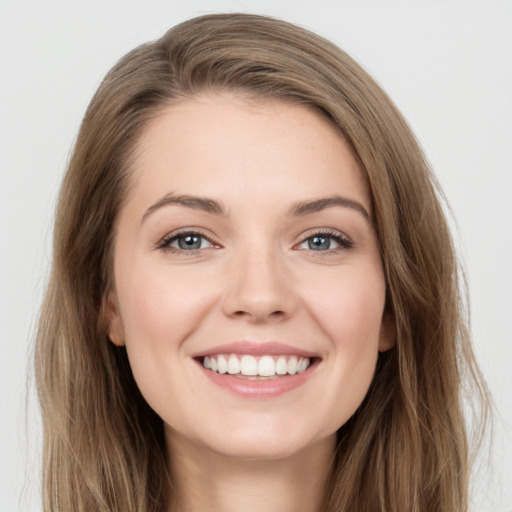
[{"x1": 166, "y1": 431, "x2": 336, "y2": 512}]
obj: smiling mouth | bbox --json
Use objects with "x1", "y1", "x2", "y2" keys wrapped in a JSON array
[{"x1": 198, "y1": 354, "x2": 314, "y2": 380}]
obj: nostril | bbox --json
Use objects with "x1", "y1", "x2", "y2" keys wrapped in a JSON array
[{"x1": 231, "y1": 309, "x2": 287, "y2": 323}]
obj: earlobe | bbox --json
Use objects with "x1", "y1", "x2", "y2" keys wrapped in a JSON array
[
  {"x1": 105, "y1": 291, "x2": 125, "y2": 347},
  {"x1": 378, "y1": 312, "x2": 396, "y2": 352}
]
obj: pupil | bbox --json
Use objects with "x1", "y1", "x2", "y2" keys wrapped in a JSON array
[
  {"x1": 178, "y1": 235, "x2": 201, "y2": 250},
  {"x1": 309, "y1": 236, "x2": 330, "y2": 251}
]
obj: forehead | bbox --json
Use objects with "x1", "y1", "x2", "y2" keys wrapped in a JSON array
[{"x1": 125, "y1": 93, "x2": 371, "y2": 215}]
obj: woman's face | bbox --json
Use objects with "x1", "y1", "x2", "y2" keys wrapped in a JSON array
[{"x1": 108, "y1": 94, "x2": 393, "y2": 460}]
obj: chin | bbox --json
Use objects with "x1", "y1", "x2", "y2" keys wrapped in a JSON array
[
  {"x1": 209, "y1": 435, "x2": 307, "y2": 461},
  {"x1": 176, "y1": 415, "x2": 334, "y2": 462}
]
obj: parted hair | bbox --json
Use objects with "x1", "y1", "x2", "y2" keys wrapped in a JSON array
[{"x1": 35, "y1": 13, "x2": 488, "y2": 511}]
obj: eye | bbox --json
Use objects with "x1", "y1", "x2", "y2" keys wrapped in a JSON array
[
  {"x1": 296, "y1": 230, "x2": 353, "y2": 252},
  {"x1": 158, "y1": 231, "x2": 216, "y2": 252}
]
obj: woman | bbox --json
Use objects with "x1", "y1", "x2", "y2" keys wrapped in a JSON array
[{"x1": 35, "y1": 13, "x2": 489, "y2": 512}]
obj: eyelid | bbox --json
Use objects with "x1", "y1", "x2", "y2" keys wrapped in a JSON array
[
  {"x1": 294, "y1": 228, "x2": 353, "y2": 251},
  {"x1": 155, "y1": 227, "x2": 221, "y2": 252},
  {"x1": 155, "y1": 226, "x2": 353, "y2": 254}
]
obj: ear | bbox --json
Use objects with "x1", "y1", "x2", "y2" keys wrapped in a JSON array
[
  {"x1": 378, "y1": 310, "x2": 396, "y2": 352},
  {"x1": 104, "y1": 290, "x2": 125, "y2": 347}
]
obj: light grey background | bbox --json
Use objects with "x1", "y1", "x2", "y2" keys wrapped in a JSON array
[{"x1": 1, "y1": 1, "x2": 511, "y2": 511}]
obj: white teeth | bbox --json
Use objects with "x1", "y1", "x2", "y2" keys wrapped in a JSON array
[
  {"x1": 287, "y1": 356, "x2": 298, "y2": 375},
  {"x1": 240, "y1": 355, "x2": 258, "y2": 376},
  {"x1": 297, "y1": 357, "x2": 308, "y2": 373},
  {"x1": 217, "y1": 355, "x2": 228, "y2": 374},
  {"x1": 258, "y1": 356, "x2": 275, "y2": 377},
  {"x1": 227, "y1": 354, "x2": 240, "y2": 374},
  {"x1": 275, "y1": 356, "x2": 287, "y2": 375},
  {"x1": 202, "y1": 354, "x2": 311, "y2": 377}
]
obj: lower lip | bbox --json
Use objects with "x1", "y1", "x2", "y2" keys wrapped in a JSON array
[{"x1": 197, "y1": 360, "x2": 318, "y2": 398}]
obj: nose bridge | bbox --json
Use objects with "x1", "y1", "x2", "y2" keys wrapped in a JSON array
[{"x1": 222, "y1": 238, "x2": 295, "y2": 322}]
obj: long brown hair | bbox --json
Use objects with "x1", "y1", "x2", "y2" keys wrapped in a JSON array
[{"x1": 35, "y1": 13, "x2": 489, "y2": 511}]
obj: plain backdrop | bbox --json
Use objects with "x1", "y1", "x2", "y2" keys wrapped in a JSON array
[{"x1": 1, "y1": 1, "x2": 511, "y2": 511}]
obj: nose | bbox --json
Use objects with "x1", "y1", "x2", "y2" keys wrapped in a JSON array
[{"x1": 221, "y1": 246, "x2": 297, "y2": 324}]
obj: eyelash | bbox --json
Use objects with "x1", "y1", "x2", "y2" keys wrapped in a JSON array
[
  {"x1": 156, "y1": 228, "x2": 353, "y2": 254},
  {"x1": 157, "y1": 229, "x2": 219, "y2": 255},
  {"x1": 297, "y1": 229, "x2": 353, "y2": 253}
]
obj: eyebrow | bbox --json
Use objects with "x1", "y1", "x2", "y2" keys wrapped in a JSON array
[
  {"x1": 142, "y1": 193, "x2": 370, "y2": 223},
  {"x1": 142, "y1": 194, "x2": 228, "y2": 223},
  {"x1": 287, "y1": 195, "x2": 371, "y2": 221}
]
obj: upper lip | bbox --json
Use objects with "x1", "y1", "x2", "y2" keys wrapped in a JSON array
[{"x1": 192, "y1": 341, "x2": 320, "y2": 359}]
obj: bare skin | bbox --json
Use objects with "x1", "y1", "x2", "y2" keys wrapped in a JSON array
[
  {"x1": 107, "y1": 93, "x2": 392, "y2": 511},
  {"x1": 166, "y1": 431, "x2": 336, "y2": 512}
]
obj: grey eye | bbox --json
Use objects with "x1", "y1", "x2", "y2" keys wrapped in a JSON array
[
  {"x1": 171, "y1": 234, "x2": 212, "y2": 250},
  {"x1": 300, "y1": 235, "x2": 341, "y2": 251},
  {"x1": 308, "y1": 236, "x2": 331, "y2": 250}
]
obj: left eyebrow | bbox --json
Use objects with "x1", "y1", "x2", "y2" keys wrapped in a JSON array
[{"x1": 287, "y1": 195, "x2": 371, "y2": 221}]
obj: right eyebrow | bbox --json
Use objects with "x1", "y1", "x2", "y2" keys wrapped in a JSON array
[{"x1": 141, "y1": 193, "x2": 228, "y2": 224}]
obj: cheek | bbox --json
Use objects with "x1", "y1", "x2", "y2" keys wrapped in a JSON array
[
  {"x1": 117, "y1": 262, "x2": 214, "y2": 344},
  {"x1": 302, "y1": 265, "x2": 386, "y2": 348},
  {"x1": 114, "y1": 265, "x2": 214, "y2": 414},
  {"x1": 298, "y1": 266, "x2": 385, "y2": 427}
]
